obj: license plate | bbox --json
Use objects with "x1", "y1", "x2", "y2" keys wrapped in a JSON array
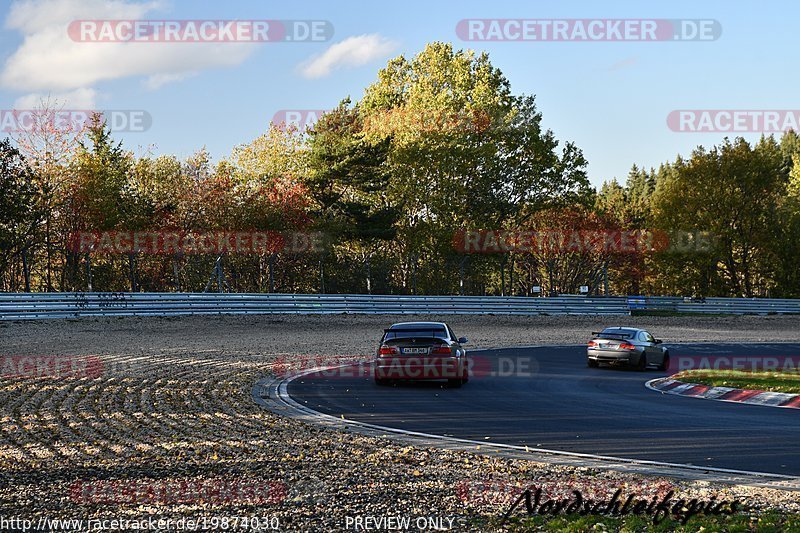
[{"x1": 402, "y1": 347, "x2": 428, "y2": 354}]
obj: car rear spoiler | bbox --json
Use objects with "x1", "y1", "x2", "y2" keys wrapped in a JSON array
[
  {"x1": 591, "y1": 331, "x2": 629, "y2": 339},
  {"x1": 384, "y1": 328, "x2": 446, "y2": 333}
]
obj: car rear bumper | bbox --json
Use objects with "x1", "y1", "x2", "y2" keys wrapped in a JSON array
[
  {"x1": 587, "y1": 349, "x2": 633, "y2": 365},
  {"x1": 374, "y1": 356, "x2": 463, "y2": 380}
]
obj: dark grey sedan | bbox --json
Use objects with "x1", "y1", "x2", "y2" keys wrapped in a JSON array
[
  {"x1": 587, "y1": 327, "x2": 669, "y2": 371},
  {"x1": 374, "y1": 322, "x2": 469, "y2": 387}
]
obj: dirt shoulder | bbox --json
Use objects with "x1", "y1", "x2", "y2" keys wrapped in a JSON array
[{"x1": 1, "y1": 314, "x2": 799, "y2": 530}]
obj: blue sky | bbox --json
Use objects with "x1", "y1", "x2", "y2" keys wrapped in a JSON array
[{"x1": 1, "y1": 0, "x2": 796, "y2": 187}]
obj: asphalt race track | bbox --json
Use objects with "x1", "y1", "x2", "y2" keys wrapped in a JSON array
[{"x1": 288, "y1": 343, "x2": 800, "y2": 476}]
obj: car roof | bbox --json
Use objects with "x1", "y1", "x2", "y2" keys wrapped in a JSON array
[{"x1": 389, "y1": 321, "x2": 448, "y2": 329}]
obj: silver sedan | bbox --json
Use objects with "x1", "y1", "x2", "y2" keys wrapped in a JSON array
[{"x1": 587, "y1": 327, "x2": 669, "y2": 371}]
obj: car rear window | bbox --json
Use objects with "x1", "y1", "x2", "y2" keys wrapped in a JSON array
[{"x1": 384, "y1": 328, "x2": 448, "y2": 341}]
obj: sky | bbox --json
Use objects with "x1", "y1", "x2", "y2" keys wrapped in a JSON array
[{"x1": 0, "y1": 0, "x2": 797, "y2": 187}]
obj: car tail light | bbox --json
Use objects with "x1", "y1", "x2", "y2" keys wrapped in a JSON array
[
  {"x1": 618, "y1": 342, "x2": 635, "y2": 350},
  {"x1": 430, "y1": 345, "x2": 451, "y2": 355},
  {"x1": 587, "y1": 340, "x2": 598, "y2": 347},
  {"x1": 379, "y1": 345, "x2": 399, "y2": 356}
]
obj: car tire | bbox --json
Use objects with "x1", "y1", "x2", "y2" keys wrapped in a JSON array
[
  {"x1": 375, "y1": 378, "x2": 390, "y2": 386},
  {"x1": 587, "y1": 359, "x2": 599, "y2": 368},
  {"x1": 448, "y1": 379, "x2": 463, "y2": 388},
  {"x1": 658, "y1": 352, "x2": 670, "y2": 371},
  {"x1": 637, "y1": 353, "x2": 647, "y2": 372}
]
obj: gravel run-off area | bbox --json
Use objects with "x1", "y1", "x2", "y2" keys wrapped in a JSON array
[{"x1": 1, "y1": 314, "x2": 799, "y2": 531}]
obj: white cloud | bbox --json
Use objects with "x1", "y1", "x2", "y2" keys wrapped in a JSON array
[
  {"x1": 298, "y1": 34, "x2": 397, "y2": 79},
  {"x1": 1, "y1": 0, "x2": 259, "y2": 93},
  {"x1": 142, "y1": 72, "x2": 196, "y2": 90},
  {"x1": 5, "y1": 0, "x2": 157, "y2": 35},
  {"x1": 13, "y1": 87, "x2": 98, "y2": 109}
]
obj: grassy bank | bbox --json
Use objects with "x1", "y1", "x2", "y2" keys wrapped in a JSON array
[{"x1": 672, "y1": 370, "x2": 800, "y2": 394}]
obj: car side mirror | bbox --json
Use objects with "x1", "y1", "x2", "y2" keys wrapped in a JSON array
[
  {"x1": 458, "y1": 337, "x2": 468, "y2": 344},
  {"x1": 654, "y1": 339, "x2": 662, "y2": 344}
]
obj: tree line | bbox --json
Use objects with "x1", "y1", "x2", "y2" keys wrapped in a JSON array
[{"x1": 2, "y1": 42, "x2": 799, "y2": 297}]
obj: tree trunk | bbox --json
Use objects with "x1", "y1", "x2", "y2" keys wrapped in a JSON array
[
  {"x1": 500, "y1": 256, "x2": 507, "y2": 296},
  {"x1": 459, "y1": 256, "x2": 467, "y2": 296},
  {"x1": 22, "y1": 247, "x2": 31, "y2": 292},
  {"x1": 85, "y1": 253, "x2": 92, "y2": 291},
  {"x1": 269, "y1": 253, "x2": 276, "y2": 293},
  {"x1": 411, "y1": 254, "x2": 418, "y2": 295},
  {"x1": 508, "y1": 255, "x2": 514, "y2": 296},
  {"x1": 173, "y1": 257, "x2": 181, "y2": 292},
  {"x1": 128, "y1": 253, "x2": 137, "y2": 292},
  {"x1": 365, "y1": 255, "x2": 372, "y2": 294}
]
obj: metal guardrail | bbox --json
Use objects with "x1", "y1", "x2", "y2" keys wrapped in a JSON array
[
  {"x1": 1, "y1": 293, "x2": 799, "y2": 320},
  {"x1": 0, "y1": 293, "x2": 628, "y2": 320},
  {"x1": 627, "y1": 296, "x2": 800, "y2": 315}
]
